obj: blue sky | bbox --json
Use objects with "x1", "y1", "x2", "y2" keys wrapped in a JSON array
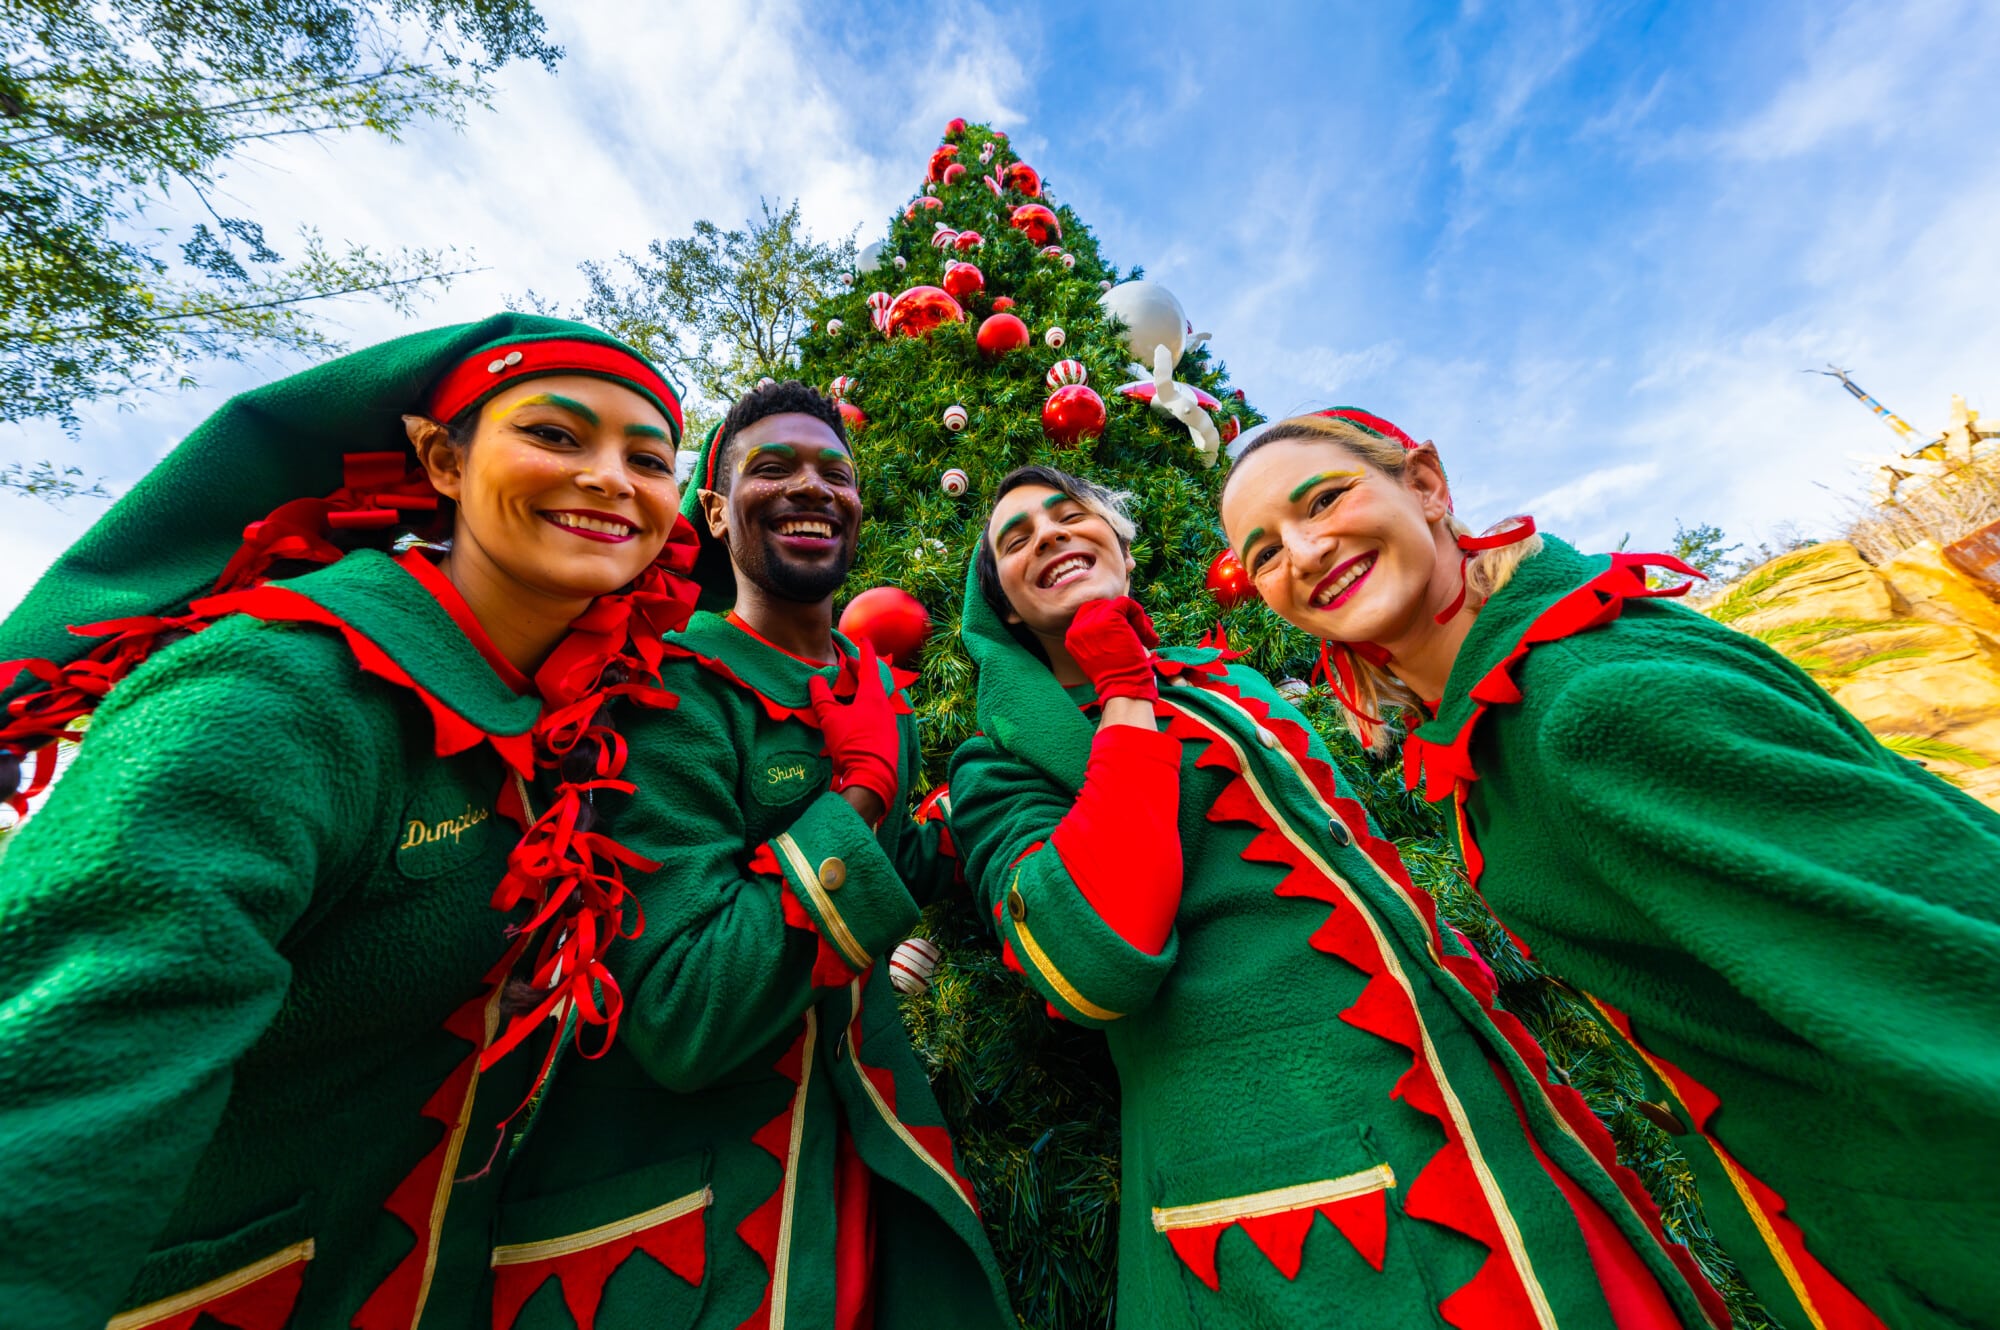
[{"x1": 8, "y1": 0, "x2": 1998, "y2": 610}]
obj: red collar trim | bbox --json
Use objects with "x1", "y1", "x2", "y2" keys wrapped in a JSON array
[
  {"x1": 395, "y1": 549, "x2": 533, "y2": 696},
  {"x1": 725, "y1": 609, "x2": 840, "y2": 668}
]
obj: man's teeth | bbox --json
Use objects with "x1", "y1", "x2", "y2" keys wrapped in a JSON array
[
  {"x1": 550, "y1": 512, "x2": 635, "y2": 535},
  {"x1": 778, "y1": 518, "x2": 835, "y2": 538},
  {"x1": 1041, "y1": 554, "x2": 1091, "y2": 588},
  {"x1": 1314, "y1": 554, "x2": 1375, "y2": 607}
]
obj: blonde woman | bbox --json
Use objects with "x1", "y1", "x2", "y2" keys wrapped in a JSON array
[{"x1": 1219, "y1": 407, "x2": 2000, "y2": 1330}]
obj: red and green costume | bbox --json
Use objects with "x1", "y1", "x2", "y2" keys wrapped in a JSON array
[
  {"x1": 947, "y1": 558, "x2": 1733, "y2": 1330},
  {"x1": 484, "y1": 426, "x2": 1012, "y2": 1329},
  {"x1": 1402, "y1": 536, "x2": 2000, "y2": 1330},
  {"x1": 0, "y1": 315, "x2": 698, "y2": 1329}
]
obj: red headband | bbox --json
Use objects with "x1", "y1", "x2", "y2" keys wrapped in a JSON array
[
  {"x1": 1318, "y1": 407, "x2": 1418, "y2": 450},
  {"x1": 424, "y1": 337, "x2": 683, "y2": 440}
]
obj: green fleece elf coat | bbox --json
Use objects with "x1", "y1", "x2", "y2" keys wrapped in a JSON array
[
  {"x1": 491, "y1": 610, "x2": 1013, "y2": 1330},
  {"x1": 1403, "y1": 537, "x2": 2000, "y2": 1330},
  {"x1": 947, "y1": 560, "x2": 1738, "y2": 1330},
  {"x1": 0, "y1": 550, "x2": 543, "y2": 1330}
]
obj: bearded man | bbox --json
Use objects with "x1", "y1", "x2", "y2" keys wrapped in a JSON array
[{"x1": 489, "y1": 381, "x2": 1011, "y2": 1330}]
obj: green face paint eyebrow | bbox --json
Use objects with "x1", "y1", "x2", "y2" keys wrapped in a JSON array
[
  {"x1": 1238, "y1": 526, "x2": 1266, "y2": 564},
  {"x1": 1289, "y1": 469, "x2": 1357, "y2": 503},
  {"x1": 739, "y1": 442, "x2": 797, "y2": 471},
  {"x1": 994, "y1": 510, "x2": 1032, "y2": 545},
  {"x1": 624, "y1": 423, "x2": 669, "y2": 441},
  {"x1": 1042, "y1": 492, "x2": 1071, "y2": 510},
  {"x1": 507, "y1": 392, "x2": 600, "y2": 427}
]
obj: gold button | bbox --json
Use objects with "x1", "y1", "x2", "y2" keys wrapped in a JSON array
[
  {"x1": 818, "y1": 857, "x2": 847, "y2": 892},
  {"x1": 1007, "y1": 888, "x2": 1027, "y2": 922}
]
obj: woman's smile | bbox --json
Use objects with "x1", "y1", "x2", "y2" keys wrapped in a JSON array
[
  {"x1": 541, "y1": 507, "x2": 641, "y2": 543},
  {"x1": 1311, "y1": 551, "x2": 1377, "y2": 609}
]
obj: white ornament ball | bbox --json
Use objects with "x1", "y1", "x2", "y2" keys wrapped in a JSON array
[
  {"x1": 893, "y1": 254, "x2": 908, "y2": 271},
  {"x1": 1060, "y1": 253, "x2": 1076, "y2": 269},
  {"x1": 856, "y1": 240, "x2": 887, "y2": 275},
  {"x1": 941, "y1": 467, "x2": 970, "y2": 496},
  {"x1": 910, "y1": 537, "x2": 949, "y2": 563},
  {"x1": 1046, "y1": 358, "x2": 1087, "y2": 388},
  {"x1": 890, "y1": 937, "x2": 943, "y2": 994},
  {"x1": 825, "y1": 318, "x2": 843, "y2": 337},
  {"x1": 942, "y1": 403, "x2": 969, "y2": 431},
  {"x1": 756, "y1": 376, "x2": 777, "y2": 390},
  {"x1": 1276, "y1": 677, "x2": 1311, "y2": 702},
  {"x1": 1044, "y1": 326, "x2": 1066, "y2": 348},
  {"x1": 1098, "y1": 279, "x2": 1189, "y2": 368},
  {"x1": 1099, "y1": 280, "x2": 1113, "y2": 292}
]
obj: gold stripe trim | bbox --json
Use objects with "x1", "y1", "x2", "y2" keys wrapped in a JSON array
[
  {"x1": 774, "y1": 832, "x2": 872, "y2": 970},
  {"x1": 408, "y1": 974, "x2": 509, "y2": 1327},
  {"x1": 107, "y1": 1240, "x2": 315, "y2": 1330},
  {"x1": 1184, "y1": 694, "x2": 1560, "y2": 1330},
  {"x1": 843, "y1": 979, "x2": 978, "y2": 1211},
  {"x1": 1006, "y1": 866, "x2": 1123, "y2": 1022},
  {"x1": 491, "y1": 1186, "x2": 713, "y2": 1265},
  {"x1": 1585, "y1": 997, "x2": 1829, "y2": 1330},
  {"x1": 769, "y1": 1009, "x2": 817, "y2": 1330},
  {"x1": 1152, "y1": 1165, "x2": 1396, "y2": 1231}
]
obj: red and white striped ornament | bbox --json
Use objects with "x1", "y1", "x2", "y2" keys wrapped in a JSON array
[
  {"x1": 829, "y1": 375, "x2": 854, "y2": 401},
  {"x1": 889, "y1": 937, "x2": 943, "y2": 995},
  {"x1": 942, "y1": 403, "x2": 969, "y2": 431},
  {"x1": 824, "y1": 318, "x2": 843, "y2": 337},
  {"x1": 930, "y1": 224, "x2": 959, "y2": 249},
  {"x1": 866, "y1": 292, "x2": 893, "y2": 333},
  {"x1": 1043, "y1": 325, "x2": 1067, "y2": 349},
  {"x1": 1046, "y1": 359, "x2": 1087, "y2": 388},
  {"x1": 1040, "y1": 245, "x2": 1064, "y2": 261},
  {"x1": 941, "y1": 467, "x2": 970, "y2": 496}
]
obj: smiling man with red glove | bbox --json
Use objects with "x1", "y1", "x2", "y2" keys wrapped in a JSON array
[{"x1": 491, "y1": 381, "x2": 1011, "y2": 1330}]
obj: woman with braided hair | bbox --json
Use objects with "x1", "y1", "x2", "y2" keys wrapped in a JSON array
[
  {"x1": 1219, "y1": 408, "x2": 2000, "y2": 1330},
  {"x1": 0, "y1": 313, "x2": 700, "y2": 1329}
]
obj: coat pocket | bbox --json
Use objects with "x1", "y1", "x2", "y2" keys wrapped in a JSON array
[
  {"x1": 110, "y1": 1197, "x2": 315, "y2": 1330},
  {"x1": 492, "y1": 1153, "x2": 713, "y2": 1330},
  {"x1": 1151, "y1": 1128, "x2": 1398, "y2": 1295}
]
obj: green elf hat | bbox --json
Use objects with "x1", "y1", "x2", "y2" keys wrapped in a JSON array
[
  {"x1": 0, "y1": 312, "x2": 684, "y2": 798},
  {"x1": 677, "y1": 418, "x2": 740, "y2": 612}
]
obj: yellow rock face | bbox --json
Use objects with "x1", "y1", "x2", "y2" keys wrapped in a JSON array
[{"x1": 1704, "y1": 542, "x2": 2000, "y2": 809}]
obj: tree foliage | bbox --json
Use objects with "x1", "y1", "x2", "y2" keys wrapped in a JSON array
[
  {"x1": 0, "y1": 0, "x2": 559, "y2": 429},
  {"x1": 539, "y1": 199, "x2": 855, "y2": 409},
  {"x1": 798, "y1": 123, "x2": 1776, "y2": 1328}
]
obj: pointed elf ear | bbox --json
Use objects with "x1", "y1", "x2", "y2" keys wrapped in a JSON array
[
  {"x1": 404, "y1": 415, "x2": 465, "y2": 502},
  {"x1": 1402, "y1": 441, "x2": 1454, "y2": 522},
  {"x1": 696, "y1": 487, "x2": 729, "y2": 540}
]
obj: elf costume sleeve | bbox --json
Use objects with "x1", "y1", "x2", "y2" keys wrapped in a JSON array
[
  {"x1": 949, "y1": 723, "x2": 1183, "y2": 1028},
  {"x1": 607, "y1": 676, "x2": 923, "y2": 1094},
  {"x1": 0, "y1": 620, "x2": 380, "y2": 1325},
  {"x1": 1529, "y1": 650, "x2": 2000, "y2": 1123}
]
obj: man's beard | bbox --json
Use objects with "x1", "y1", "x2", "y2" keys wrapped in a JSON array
[
  {"x1": 765, "y1": 551, "x2": 851, "y2": 603},
  {"x1": 735, "y1": 527, "x2": 855, "y2": 604}
]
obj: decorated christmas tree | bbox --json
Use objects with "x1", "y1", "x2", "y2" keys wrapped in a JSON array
[{"x1": 794, "y1": 120, "x2": 1772, "y2": 1330}]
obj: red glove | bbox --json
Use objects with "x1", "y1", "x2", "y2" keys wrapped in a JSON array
[
  {"x1": 808, "y1": 641, "x2": 900, "y2": 811},
  {"x1": 1064, "y1": 596, "x2": 1161, "y2": 703}
]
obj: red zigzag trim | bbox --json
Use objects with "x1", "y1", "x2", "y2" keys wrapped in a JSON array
[{"x1": 734, "y1": 1025, "x2": 813, "y2": 1330}]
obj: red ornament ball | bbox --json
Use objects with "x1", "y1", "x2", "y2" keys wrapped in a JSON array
[
  {"x1": 1041, "y1": 384, "x2": 1107, "y2": 447},
  {"x1": 885, "y1": 285, "x2": 966, "y2": 338},
  {"x1": 941, "y1": 162, "x2": 966, "y2": 186},
  {"x1": 941, "y1": 261, "x2": 985, "y2": 300},
  {"x1": 952, "y1": 230, "x2": 983, "y2": 251},
  {"x1": 1205, "y1": 549, "x2": 1259, "y2": 609},
  {"x1": 1220, "y1": 417, "x2": 1241, "y2": 446},
  {"x1": 1003, "y1": 161, "x2": 1041, "y2": 196},
  {"x1": 1009, "y1": 203, "x2": 1062, "y2": 245},
  {"x1": 991, "y1": 295, "x2": 1016, "y2": 311},
  {"x1": 976, "y1": 312, "x2": 1030, "y2": 356},
  {"x1": 903, "y1": 195, "x2": 943, "y2": 222},
  {"x1": 927, "y1": 144, "x2": 959, "y2": 183},
  {"x1": 944, "y1": 117, "x2": 967, "y2": 139},
  {"x1": 837, "y1": 400, "x2": 867, "y2": 433},
  {"x1": 839, "y1": 587, "x2": 932, "y2": 669}
]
